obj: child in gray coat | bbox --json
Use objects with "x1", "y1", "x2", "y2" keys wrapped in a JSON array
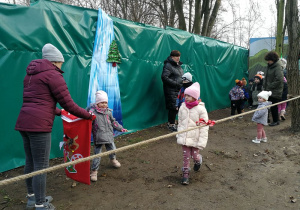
[
  {"x1": 87, "y1": 90, "x2": 127, "y2": 181},
  {"x1": 252, "y1": 91, "x2": 272, "y2": 143}
]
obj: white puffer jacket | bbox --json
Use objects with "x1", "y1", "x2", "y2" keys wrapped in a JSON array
[{"x1": 177, "y1": 102, "x2": 209, "y2": 149}]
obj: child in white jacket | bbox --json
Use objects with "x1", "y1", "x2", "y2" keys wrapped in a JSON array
[{"x1": 176, "y1": 82, "x2": 209, "y2": 185}]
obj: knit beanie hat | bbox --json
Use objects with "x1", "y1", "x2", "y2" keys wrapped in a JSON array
[
  {"x1": 280, "y1": 58, "x2": 287, "y2": 70},
  {"x1": 95, "y1": 90, "x2": 108, "y2": 104},
  {"x1": 254, "y1": 74, "x2": 263, "y2": 81},
  {"x1": 42, "y1": 43, "x2": 64, "y2": 62},
  {"x1": 257, "y1": 91, "x2": 272, "y2": 101},
  {"x1": 182, "y1": 72, "x2": 192, "y2": 82},
  {"x1": 184, "y1": 82, "x2": 200, "y2": 100},
  {"x1": 241, "y1": 78, "x2": 247, "y2": 86},
  {"x1": 235, "y1": 79, "x2": 243, "y2": 86}
]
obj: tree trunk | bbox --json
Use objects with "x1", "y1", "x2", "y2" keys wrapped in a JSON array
[
  {"x1": 174, "y1": 0, "x2": 186, "y2": 30},
  {"x1": 285, "y1": 0, "x2": 300, "y2": 131},
  {"x1": 206, "y1": 0, "x2": 221, "y2": 37},
  {"x1": 193, "y1": 0, "x2": 202, "y2": 34},
  {"x1": 169, "y1": 0, "x2": 176, "y2": 27},
  {"x1": 201, "y1": 0, "x2": 210, "y2": 36},
  {"x1": 188, "y1": 0, "x2": 193, "y2": 32},
  {"x1": 275, "y1": 0, "x2": 285, "y2": 56}
]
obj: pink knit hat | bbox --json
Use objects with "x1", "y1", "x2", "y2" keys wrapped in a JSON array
[
  {"x1": 95, "y1": 90, "x2": 108, "y2": 104},
  {"x1": 184, "y1": 82, "x2": 200, "y2": 100}
]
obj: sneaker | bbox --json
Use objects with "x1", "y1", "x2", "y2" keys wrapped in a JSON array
[
  {"x1": 261, "y1": 137, "x2": 267, "y2": 143},
  {"x1": 26, "y1": 195, "x2": 53, "y2": 209},
  {"x1": 90, "y1": 170, "x2": 98, "y2": 182},
  {"x1": 252, "y1": 138, "x2": 261, "y2": 144},
  {"x1": 193, "y1": 162, "x2": 201, "y2": 172},
  {"x1": 111, "y1": 159, "x2": 121, "y2": 168},
  {"x1": 181, "y1": 177, "x2": 189, "y2": 185},
  {"x1": 35, "y1": 202, "x2": 55, "y2": 210},
  {"x1": 168, "y1": 124, "x2": 177, "y2": 132},
  {"x1": 280, "y1": 115, "x2": 286, "y2": 121}
]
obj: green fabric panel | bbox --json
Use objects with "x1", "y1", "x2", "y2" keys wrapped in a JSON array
[
  {"x1": 0, "y1": 0, "x2": 247, "y2": 172},
  {"x1": 112, "y1": 20, "x2": 248, "y2": 131},
  {"x1": 0, "y1": 0, "x2": 98, "y2": 172}
]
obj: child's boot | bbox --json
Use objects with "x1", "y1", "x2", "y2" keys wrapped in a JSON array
[
  {"x1": 35, "y1": 202, "x2": 55, "y2": 210},
  {"x1": 193, "y1": 161, "x2": 201, "y2": 172},
  {"x1": 90, "y1": 170, "x2": 98, "y2": 182},
  {"x1": 252, "y1": 138, "x2": 261, "y2": 144},
  {"x1": 280, "y1": 110, "x2": 286, "y2": 120},
  {"x1": 26, "y1": 194, "x2": 53, "y2": 209},
  {"x1": 261, "y1": 137, "x2": 268, "y2": 143},
  {"x1": 181, "y1": 167, "x2": 190, "y2": 185},
  {"x1": 111, "y1": 159, "x2": 121, "y2": 168}
]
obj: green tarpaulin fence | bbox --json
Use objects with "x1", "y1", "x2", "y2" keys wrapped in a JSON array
[{"x1": 0, "y1": 0, "x2": 248, "y2": 173}]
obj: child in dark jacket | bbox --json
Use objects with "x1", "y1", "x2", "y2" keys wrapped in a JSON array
[
  {"x1": 229, "y1": 80, "x2": 245, "y2": 117},
  {"x1": 176, "y1": 72, "x2": 193, "y2": 109},
  {"x1": 248, "y1": 78, "x2": 254, "y2": 108},
  {"x1": 251, "y1": 74, "x2": 264, "y2": 107},
  {"x1": 240, "y1": 78, "x2": 249, "y2": 112},
  {"x1": 87, "y1": 90, "x2": 128, "y2": 182}
]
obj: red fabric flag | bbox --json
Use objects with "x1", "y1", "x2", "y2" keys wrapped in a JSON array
[{"x1": 61, "y1": 110, "x2": 92, "y2": 185}]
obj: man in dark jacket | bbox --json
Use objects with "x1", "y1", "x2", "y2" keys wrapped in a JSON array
[
  {"x1": 161, "y1": 50, "x2": 184, "y2": 131},
  {"x1": 263, "y1": 51, "x2": 284, "y2": 126},
  {"x1": 15, "y1": 44, "x2": 94, "y2": 209}
]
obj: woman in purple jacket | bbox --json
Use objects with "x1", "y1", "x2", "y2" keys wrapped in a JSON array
[{"x1": 15, "y1": 44, "x2": 94, "y2": 210}]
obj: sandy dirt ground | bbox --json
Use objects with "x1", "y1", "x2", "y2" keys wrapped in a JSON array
[{"x1": 1, "y1": 107, "x2": 300, "y2": 210}]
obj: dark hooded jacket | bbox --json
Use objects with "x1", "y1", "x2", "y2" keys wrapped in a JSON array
[
  {"x1": 161, "y1": 56, "x2": 184, "y2": 110},
  {"x1": 15, "y1": 59, "x2": 91, "y2": 132},
  {"x1": 263, "y1": 60, "x2": 284, "y2": 99}
]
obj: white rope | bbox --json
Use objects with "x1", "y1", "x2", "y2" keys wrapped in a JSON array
[{"x1": 0, "y1": 95, "x2": 299, "y2": 186}]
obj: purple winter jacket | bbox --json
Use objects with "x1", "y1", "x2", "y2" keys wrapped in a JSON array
[{"x1": 15, "y1": 59, "x2": 91, "y2": 132}]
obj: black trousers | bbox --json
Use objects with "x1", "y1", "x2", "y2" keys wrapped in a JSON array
[
  {"x1": 231, "y1": 100, "x2": 242, "y2": 115},
  {"x1": 168, "y1": 109, "x2": 178, "y2": 124},
  {"x1": 268, "y1": 96, "x2": 280, "y2": 123}
]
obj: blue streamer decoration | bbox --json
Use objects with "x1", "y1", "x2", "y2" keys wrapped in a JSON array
[{"x1": 87, "y1": 8, "x2": 123, "y2": 137}]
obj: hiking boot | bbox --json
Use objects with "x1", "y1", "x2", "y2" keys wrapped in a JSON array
[
  {"x1": 111, "y1": 159, "x2": 121, "y2": 168},
  {"x1": 181, "y1": 177, "x2": 189, "y2": 185},
  {"x1": 35, "y1": 202, "x2": 55, "y2": 210},
  {"x1": 90, "y1": 170, "x2": 98, "y2": 182},
  {"x1": 168, "y1": 124, "x2": 177, "y2": 132},
  {"x1": 252, "y1": 138, "x2": 261, "y2": 144},
  {"x1": 193, "y1": 162, "x2": 201, "y2": 172},
  {"x1": 26, "y1": 195, "x2": 53, "y2": 209},
  {"x1": 261, "y1": 137, "x2": 267, "y2": 143}
]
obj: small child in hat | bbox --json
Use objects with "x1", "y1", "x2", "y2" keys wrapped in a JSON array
[
  {"x1": 248, "y1": 78, "x2": 254, "y2": 108},
  {"x1": 87, "y1": 90, "x2": 128, "y2": 182},
  {"x1": 251, "y1": 74, "x2": 264, "y2": 107},
  {"x1": 252, "y1": 91, "x2": 272, "y2": 144},
  {"x1": 176, "y1": 72, "x2": 194, "y2": 110},
  {"x1": 176, "y1": 82, "x2": 209, "y2": 185},
  {"x1": 229, "y1": 79, "x2": 245, "y2": 118}
]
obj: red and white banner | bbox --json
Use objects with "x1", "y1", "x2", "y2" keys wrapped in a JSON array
[{"x1": 61, "y1": 110, "x2": 92, "y2": 185}]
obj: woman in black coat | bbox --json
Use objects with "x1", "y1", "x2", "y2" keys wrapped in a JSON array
[{"x1": 161, "y1": 50, "x2": 184, "y2": 131}]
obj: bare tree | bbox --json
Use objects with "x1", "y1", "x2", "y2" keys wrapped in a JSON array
[
  {"x1": 275, "y1": 0, "x2": 285, "y2": 56},
  {"x1": 285, "y1": 0, "x2": 300, "y2": 131}
]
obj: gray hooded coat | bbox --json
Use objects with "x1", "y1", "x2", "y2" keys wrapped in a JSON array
[
  {"x1": 87, "y1": 104, "x2": 123, "y2": 145},
  {"x1": 252, "y1": 101, "x2": 272, "y2": 125}
]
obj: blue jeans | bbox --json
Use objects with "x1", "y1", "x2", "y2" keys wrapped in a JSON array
[
  {"x1": 20, "y1": 131, "x2": 51, "y2": 205},
  {"x1": 91, "y1": 143, "x2": 116, "y2": 171}
]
